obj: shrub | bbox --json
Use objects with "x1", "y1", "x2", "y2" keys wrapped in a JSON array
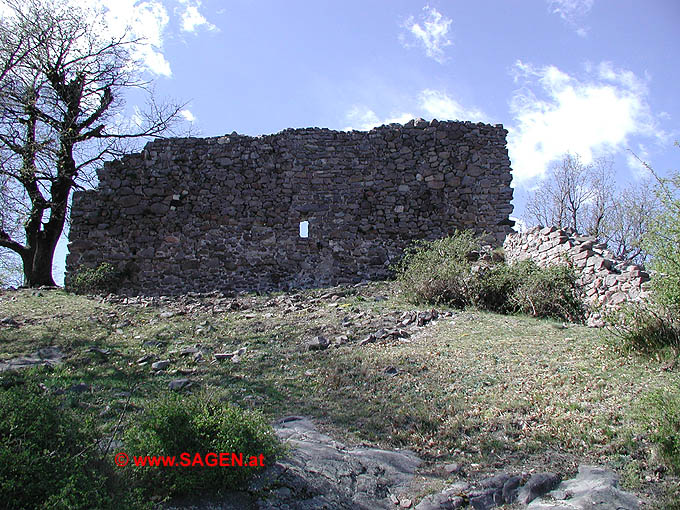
[
  {"x1": 606, "y1": 302, "x2": 680, "y2": 361},
  {"x1": 123, "y1": 393, "x2": 283, "y2": 498},
  {"x1": 506, "y1": 263, "x2": 584, "y2": 322},
  {"x1": 395, "y1": 233, "x2": 585, "y2": 322},
  {"x1": 65, "y1": 262, "x2": 124, "y2": 295},
  {"x1": 476, "y1": 260, "x2": 584, "y2": 322},
  {"x1": 394, "y1": 231, "x2": 483, "y2": 307},
  {"x1": 638, "y1": 388, "x2": 680, "y2": 475},
  {"x1": 640, "y1": 150, "x2": 680, "y2": 307},
  {"x1": 0, "y1": 381, "x2": 146, "y2": 510},
  {"x1": 475, "y1": 259, "x2": 536, "y2": 313}
]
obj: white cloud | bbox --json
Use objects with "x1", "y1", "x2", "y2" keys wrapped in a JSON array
[
  {"x1": 13, "y1": 0, "x2": 215, "y2": 78},
  {"x1": 419, "y1": 89, "x2": 488, "y2": 123},
  {"x1": 92, "y1": 0, "x2": 172, "y2": 76},
  {"x1": 547, "y1": 0, "x2": 593, "y2": 37},
  {"x1": 0, "y1": 1, "x2": 171, "y2": 76},
  {"x1": 401, "y1": 6, "x2": 452, "y2": 64},
  {"x1": 180, "y1": 109, "x2": 197, "y2": 123},
  {"x1": 344, "y1": 106, "x2": 414, "y2": 131},
  {"x1": 177, "y1": 0, "x2": 217, "y2": 33},
  {"x1": 549, "y1": 0, "x2": 594, "y2": 20},
  {"x1": 130, "y1": 105, "x2": 144, "y2": 128},
  {"x1": 343, "y1": 89, "x2": 490, "y2": 130},
  {"x1": 508, "y1": 60, "x2": 664, "y2": 183}
]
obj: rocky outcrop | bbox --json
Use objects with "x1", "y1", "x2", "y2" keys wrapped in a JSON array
[
  {"x1": 504, "y1": 227, "x2": 652, "y2": 314},
  {"x1": 67, "y1": 120, "x2": 514, "y2": 295},
  {"x1": 416, "y1": 466, "x2": 638, "y2": 510},
  {"x1": 528, "y1": 465, "x2": 639, "y2": 510},
  {"x1": 164, "y1": 417, "x2": 639, "y2": 510},
  {"x1": 0, "y1": 346, "x2": 64, "y2": 372},
  {"x1": 165, "y1": 416, "x2": 422, "y2": 510}
]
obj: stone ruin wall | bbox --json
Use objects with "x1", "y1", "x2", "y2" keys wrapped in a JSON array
[
  {"x1": 504, "y1": 226, "x2": 652, "y2": 320},
  {"x1": 66, "y1": 119, "x2": 514, "y2": 295}
]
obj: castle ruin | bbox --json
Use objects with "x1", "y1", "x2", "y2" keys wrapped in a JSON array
[{"x1": 66, "y1": 119, "x2": 514, "y2": 295}]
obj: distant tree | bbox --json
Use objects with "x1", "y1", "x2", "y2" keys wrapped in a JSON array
[
  {"x1": 603, "y1": 180, "x2": 660, "y2": 264},
  {"x1": 525, "y1": 153, "x2": 655, "y2": 264},
  {"x1": 581, "y1": 157, "x2": 616, "y2": 239},
  {"x1": 0, "y1": 0, "x2": 185, "y2": 287},
  {"x1": 525, "y1": 153, "x2": 598, "y2": 232}
]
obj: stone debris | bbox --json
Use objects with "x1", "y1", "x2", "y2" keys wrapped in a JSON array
[
  {"x1": 179, "y1": 347, "x2": 201, "y2": 356},
  {"x1": 358, "y1": 309, "x2": 449, "y2": 346},
  {"x1": 168, "y1": 378, "x2": 193, "y2": 391},
  {"x1": 306, "y1": 335, "x2": 330, "y2": 351},
  {"x1": 0, "y1": 346, "x2": 65, "y2": 372},
  {"x1": 0, "y1": 317, "x2": 19, "y2": 327},
  {"x1": 136, "y1": 353, "x2": 156, "y2": 364},
  {"x1": 68, "y1": 382, "x2": 91, "y2": 394},
  {"x1": 504, "y1": 227, "x2": 652, "y2": 316},
  {"x1": 88, "y1": 347, "x2": 111, "y2": 355},
  {"x1": 152, "y1": 359, "x2": 171, "y2": 371},
  {"x1": 214, "y1": 346, "x2": 246, "y2": 361},
  {"x1": 444, "y1": 462, "x2": 463, "y2": 474},
  {"x1": 101, "y1": 291, "x2": 242, "y2": 316}
]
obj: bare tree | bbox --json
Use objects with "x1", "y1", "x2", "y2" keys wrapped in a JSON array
[
  {"x1": 582, "y1": 157, "x2": 616, "y2": 238},
  {"x1": 0, "y1": 0, "x2": 186, "y2": 286},
  {"x1": 525, "y1": 153, "x2": 600, "y2": 231},
  {"x1": 601, "y1": 180, "x2": 659, "y2": 264},
  {"x1": 524, "y1": 152, "x2": 657, "y2": 264}
]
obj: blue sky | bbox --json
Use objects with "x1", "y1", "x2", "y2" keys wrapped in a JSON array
[{"x1": 49, "y1": 0, "x2": 679, "y2": 284}]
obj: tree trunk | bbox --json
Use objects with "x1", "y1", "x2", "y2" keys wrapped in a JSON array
[
  {"x1": 20, "y1": 250, "x2": 33, "y2": 287},
  {"x1": 28, "y1": 234, "x2": 57, "y2": 286}
]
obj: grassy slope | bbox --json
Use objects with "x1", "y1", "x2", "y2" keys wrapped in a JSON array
[{"x1": 0, "y1": 284, "x2": 678, "y2": 507}]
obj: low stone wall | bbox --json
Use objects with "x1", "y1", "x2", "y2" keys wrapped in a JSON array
[{"x1": 503, "y1": 227, "x2": 652, "y2": 311}]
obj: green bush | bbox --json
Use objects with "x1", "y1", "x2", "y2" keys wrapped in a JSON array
[
  {"x1": 65, "y1": 262, "x2": 124, "y2": 295},
  {"x1": 395, "y1": 233, "x2": 584, "y2": 321},
  {"x1": 639, "y1": 388, "x2": 680, "y2": 475},
  {"x1": 0, "y1": 381, "x2": 146, "y2": 510},
  {"x1": 394, "y1": 231, "x2": 483, "y2": 307},
  {"x1": 606, "y1": 302, "x2": 680, "y2": 361},
  {"x1": 123, "y1": 393, "x2": 283, "y2": 498},
  {"x1": 476, "y1": 259, "x2": 537, "y2": 313},
  {"x1": 640, "y1": 151, "x2": 680, "y2": 307},
  {"x1": 505, "y1": 263, "x2": 584, "y2": 322}
]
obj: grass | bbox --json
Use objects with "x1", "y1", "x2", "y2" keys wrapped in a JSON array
[{"x1": 1, "y1": 283, "x2": 679, "y2": 507}]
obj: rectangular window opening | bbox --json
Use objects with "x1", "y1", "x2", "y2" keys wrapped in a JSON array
[{"x1": 299, "y1": 220, "x2": 309, "y2": 238}]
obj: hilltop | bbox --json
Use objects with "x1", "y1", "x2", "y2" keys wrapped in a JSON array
[{"x1": 0, "y1": 282, "x2": 678, "y2": 508}]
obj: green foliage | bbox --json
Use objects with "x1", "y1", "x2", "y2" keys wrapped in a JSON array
[
  {"x1": 123, "y1": 393, "x2": 283, "y2": 498},
  {"x1": 476, "y1": 259, "x2": 537, "y2": 313},
  {"x1": 65, "y1": 262, "x2": 124, "y2": 295},
  {"x1": 638, "y1": 388, "x2": 680, "y2": 475},
  {"x1": 394, "y1": 231, "x2": 483, "y2": 307},
  {"x1": 395, "y1": 233, "x2": 584, "y2": 322},
  {"x1": 504, "y1": 263, "x2": 584, "y2": 322},
  {"x1": 641, "y1": 151, "x2": 680, "y2": 307},
  {"x1": 606, "y1": 302, "x2": 680, "y2": 360},
  {"x1": 0, "y1": 381, "x2": 147, "y2": 510}
]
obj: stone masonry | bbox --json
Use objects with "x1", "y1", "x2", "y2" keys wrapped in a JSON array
[
  {"x1": 504, "y1": 226, "x2": 652, "y2": 311},
  {"x1": 66, "y1": 119, "x2": 514, "y2": 295}
]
